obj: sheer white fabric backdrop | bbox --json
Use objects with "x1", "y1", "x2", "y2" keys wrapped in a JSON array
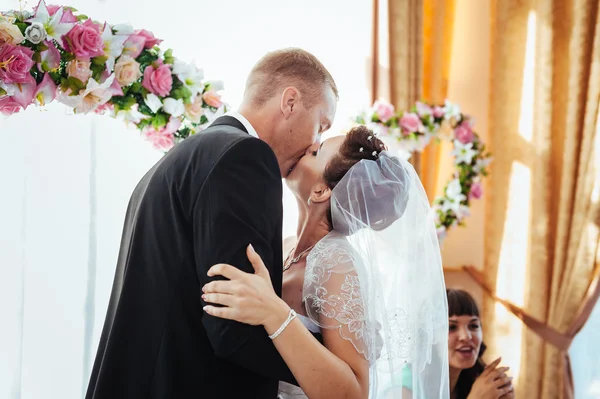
[{"x1": 0, "y1": 0, "x2": 371, "y2": 397}]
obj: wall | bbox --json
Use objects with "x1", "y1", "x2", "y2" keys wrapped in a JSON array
[{"x1": 440, "y1": 0, "x2": 491, "y2": 307}]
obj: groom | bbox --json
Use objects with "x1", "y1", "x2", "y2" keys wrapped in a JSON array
[{"x1": 85, "y1": 48, "x2": 338, "y2": 399}]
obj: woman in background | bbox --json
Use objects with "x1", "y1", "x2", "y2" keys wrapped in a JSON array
[
  {"x1": 388, "y1": 289, "x2": 514, "y2": 399},
  {"x1": 445, "y1": 289, "x2": 513, "y2": 399}
]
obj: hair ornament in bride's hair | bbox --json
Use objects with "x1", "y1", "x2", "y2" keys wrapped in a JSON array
[
  {"x1": 372, "y1": 151, "x2": 378, "y2": 158},
  {"x1": 367, "y1": 135, "x2": 373, "y2": 141},
  {"x1": 359, "y1": 147, "x2": 364, "y2": 152}
]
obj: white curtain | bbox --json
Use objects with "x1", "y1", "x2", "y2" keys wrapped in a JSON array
[{"x1": 0, "y1": 0, "x2": 371, "y2": 398}]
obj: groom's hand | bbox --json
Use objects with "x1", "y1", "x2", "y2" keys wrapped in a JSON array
[{"x1": 203, "y1": 244, "x2": 289, "y2": 328}]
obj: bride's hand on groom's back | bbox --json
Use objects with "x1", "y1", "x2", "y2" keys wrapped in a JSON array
[{"x1": 202, "y1": 244, "x2": 290, "y2": 329}]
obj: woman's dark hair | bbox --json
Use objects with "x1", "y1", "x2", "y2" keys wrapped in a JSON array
[
  {"x1": 447, "y1": 289, "x2": 487, "y2": 399},
  {"x1": 323, "y1": 125, "x2": 407, "y2": 234}
]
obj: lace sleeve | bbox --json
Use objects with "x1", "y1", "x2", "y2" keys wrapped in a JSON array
[{"x1": 303, "y1": 233, "x2": 382, "y2": 364}]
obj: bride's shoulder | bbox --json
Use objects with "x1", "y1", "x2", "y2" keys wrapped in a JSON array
[{"x1": 308, "y1": 233, "x2": 359, "y2": 271}]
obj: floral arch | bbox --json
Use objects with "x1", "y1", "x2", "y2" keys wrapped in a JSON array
[
  {"x1": 0, "y1": 0, "x2": 227, "y2": 152},
  {"x1": 354, "y1": 100, "x2": 491, "y2": 240}
]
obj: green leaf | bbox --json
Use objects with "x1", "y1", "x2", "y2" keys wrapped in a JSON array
[
  {"x1": 15, "y1": 22, "x2": 27, "y2": 35},
  {"x1": 90, "y1": 62, "x2": 105, "y2": 81},
  {"x1": 136, "y1": 49, "x2": 159, "y2": 67},
  {"x1": 91, "y1": 56, "x2": 108, "y2": 66},
  {"x1": 163, "y1": 49, "x2": 175, "y2": 64},
  {"x1": 129, "y1": 82, "x2": 142, "y2": 94},
  {"x1": 49, "y1": 71, "x2": 62, "y2": 83},
  {"x1": 137, "y1": 119, "x2": 151, "y2": 130},
  {"x1": 67, "y1": 76, "x2": 86, "y2": 94},
  {"x1": 111, "y1": 95, "x2": 137, "y2": 112},
  {"x1": 0, "y1": 88, "x2": 6, "y2": 97},
  {"x1": 171, "y1": 85, "x2": 192, "y2": 102},
  {"x1": 77, "y1": 14, "x2": 89, "y2": 21},
  {"x1": 152, "y1": 113, "x2": 168, "y2": 129},
  {"x1": 200, "y1": 114, "x2": 208, "y2": 125},
  {"x1": 61, "y1": 51, "x2": 75, "y2": 62},
  {"x1": 64, "y1": 6, "x2": 78, "y2": 12}
]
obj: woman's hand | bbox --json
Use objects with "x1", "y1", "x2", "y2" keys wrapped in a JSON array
[
  {"x1": 202, "y1": 244, "x2": 290, "y2": 330},
  {"x1": 467, "y1": 358, "x2": 514, "y2": 399}
]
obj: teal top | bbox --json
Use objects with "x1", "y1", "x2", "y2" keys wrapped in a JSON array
[{"x1": 379, "y1": 366, "x2": 414, "y2": 397}]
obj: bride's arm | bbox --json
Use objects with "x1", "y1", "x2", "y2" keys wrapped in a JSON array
[{"x1": 203, "y1": 245, "x2": 370, "y2": 399}]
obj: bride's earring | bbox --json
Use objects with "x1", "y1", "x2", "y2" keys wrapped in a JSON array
[{"x1": 307, "y1": 198, "x2": 311, "y2": 206}]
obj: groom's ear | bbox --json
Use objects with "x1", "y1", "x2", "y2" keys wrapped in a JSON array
[
  {"x1": 310, "y1": 183, "x2": 332, "y2": 204},
  {"x1": 280, "y1": 87, "x2": 300, "y2": 119}
]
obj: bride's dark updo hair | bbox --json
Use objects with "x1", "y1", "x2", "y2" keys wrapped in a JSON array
[{"x1": 323, "y1": 125, "x2": 409, "y2": 234}]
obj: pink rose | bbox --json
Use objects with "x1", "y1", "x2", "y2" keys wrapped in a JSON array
[
  {"x1": 66, "y1": 59, "x2": 92, "y2": 83},
  {"x1": 0, "y1": 95, "x2": 23, "y2": 116},
  {"x1": 399, "y1": 112, "x2": 423, "y2": 133},
  {"x1": 64, "y1": 19, "x2": 104, "y2": 59},
  {"x1": 202, "y1": 89, "x2": 223, "y2": 108},
  {"x1": 143, "y1": 117, "x2": 181, "y2": 151},
  {"x1": 469, "y1": 182, "x2": 483, "y2": 199},
  {"x1": 455, "y1": 122, "x2": 475, "y2": 144},
  {"x1": 432, "y1": 106, "x2": 444, "y2": 118},
  {"x1": 142, "y1": 60, "x2": 173, "y2": 97},
  {"x1": 373, "y1": 100, "x2": 394, "y2": 123},
  {"x1": 135, "y1": 29, "x2": 163, "y2": 49},
  {"x1": 0, "y1": 45, "x2": 35, "y2": 85},
  {"x1": 415, "y1": 101, "x2": 432, "y2": 117}
]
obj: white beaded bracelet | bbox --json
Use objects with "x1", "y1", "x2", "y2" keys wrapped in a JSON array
[{"x1": 269, "y1": 309, "x2": 297, "y2": 340}]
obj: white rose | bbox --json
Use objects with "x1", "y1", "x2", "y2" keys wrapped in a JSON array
[{"x1": 25, "y1": 22, "x2": 47, "y2": 44}]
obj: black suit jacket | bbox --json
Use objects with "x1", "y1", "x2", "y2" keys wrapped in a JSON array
[{"x1": 86, "y1": 116, "x2": 300, "y2": 399}]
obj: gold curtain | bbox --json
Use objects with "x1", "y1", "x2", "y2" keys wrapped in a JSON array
[
  {"x1": 370, "y1": 0, "x2": 423, "y2": 170},
  {"x1": 370, "y1": 0, "x2": 454, "y2": 200},
  {"x1": 420, "y1": 0, "x2": 455, "y2": 200},
  {"x1": 486, "y1": 0, "x2": 600, "y2": 398}
]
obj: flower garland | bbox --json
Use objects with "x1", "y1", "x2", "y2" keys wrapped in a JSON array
[
  {"x1": 0, "y1": 0, "x2": 227, "y2": 151},
  {"x1": 355, "y1": 100, "x2": 492, "y2": 241}
]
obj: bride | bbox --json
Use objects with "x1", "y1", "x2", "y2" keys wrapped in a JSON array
[{"x1": 202, "y1": 126, "x2": 449, "y2": 398}]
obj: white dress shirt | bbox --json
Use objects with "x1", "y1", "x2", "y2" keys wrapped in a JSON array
[{"x1": 223, "y1": 111, "x2": 259, "y2": 139}]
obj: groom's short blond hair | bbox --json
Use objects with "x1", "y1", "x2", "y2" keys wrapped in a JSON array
[{"x1": 244, "y1": 48, "x2": 338, "y2": 109}]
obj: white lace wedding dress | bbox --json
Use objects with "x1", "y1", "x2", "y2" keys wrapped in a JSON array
[{"x1": 277, "y1": 232, "x2": 373, "y2": 399}]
